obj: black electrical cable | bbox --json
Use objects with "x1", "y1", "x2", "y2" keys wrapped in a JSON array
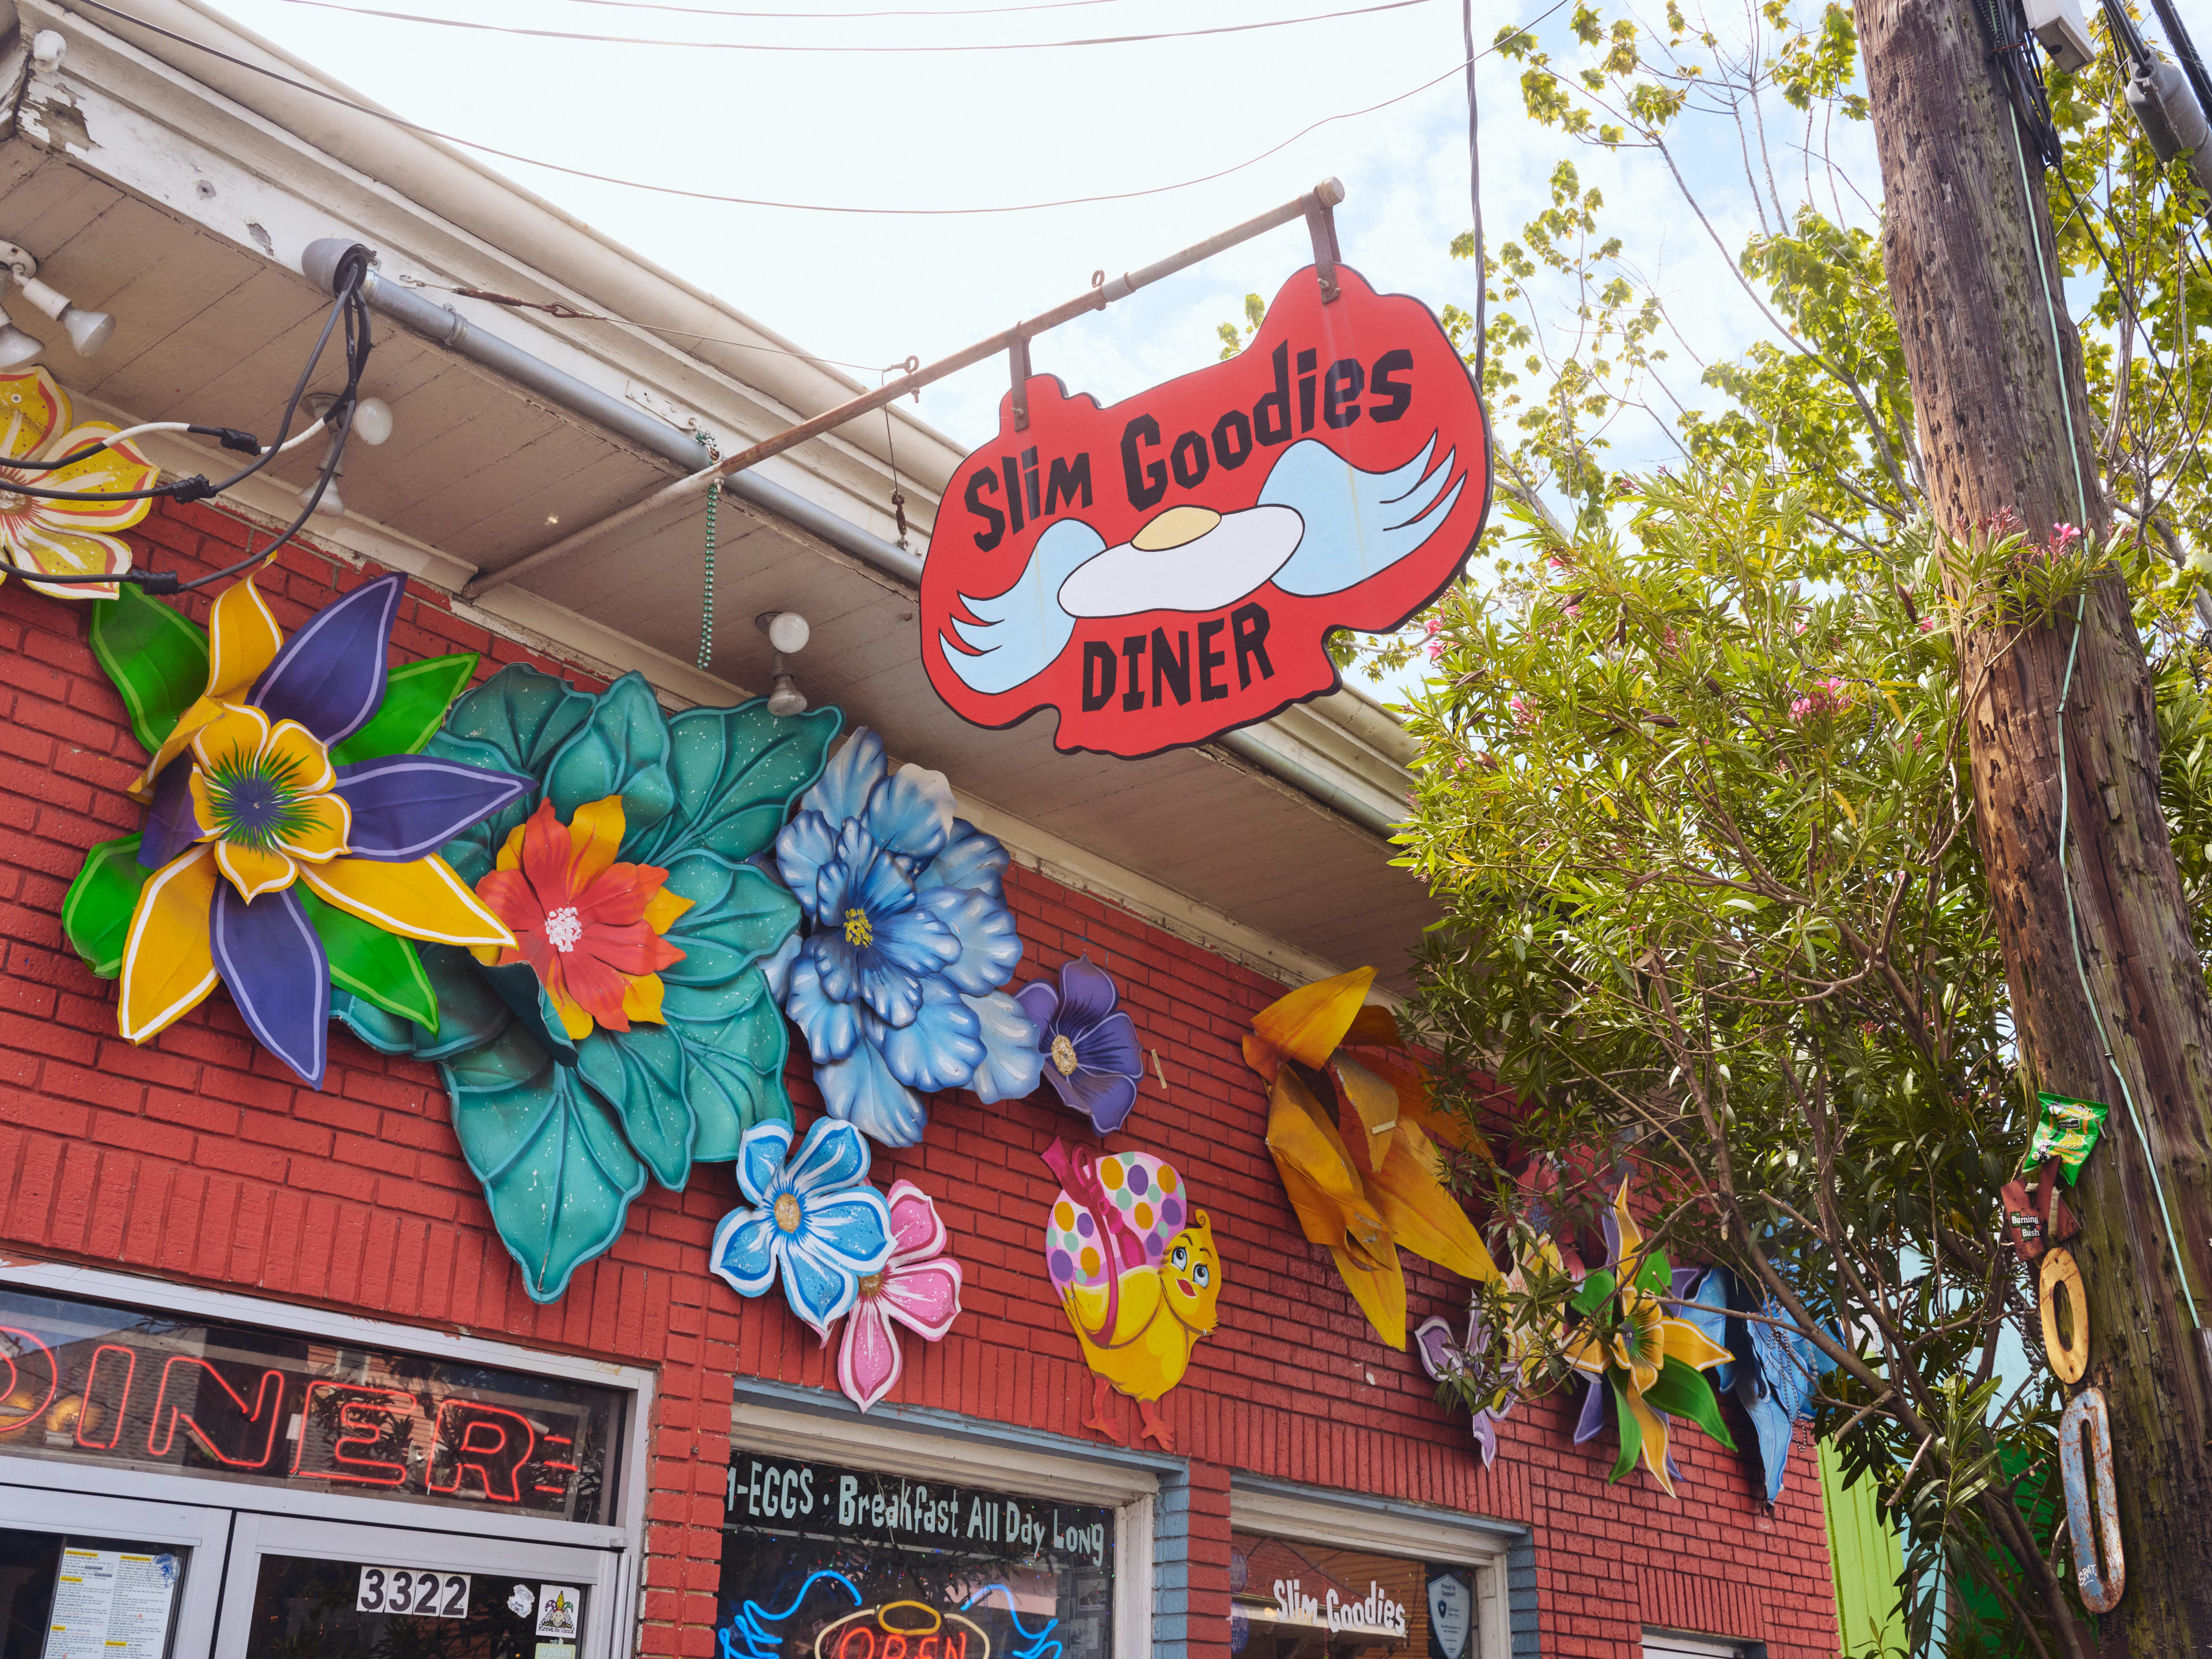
[
  {"x1": 0, "y1": 248, "x2": 374, "y2": 590},
  {"x1": 260, "y1": 0, "x2": 1434, "y2": 51},
  {"x1": 73, "y1": 0, "x2": 1562, "y2": 217},
  {"x1": 2145, "y1": 0, "x2": 2212, "y2": 136},
  {"x1": 2, "y1": 246, "x2": 370, "y2": 507}
]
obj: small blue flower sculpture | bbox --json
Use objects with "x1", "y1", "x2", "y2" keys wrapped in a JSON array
[
  {"x1": 1014, "y1": 956, "x2": 1144, "y2": 1135},
  {"x1": 773, "y1": 728, "x2": 1042, "y2": 1145},
  {"x1": 711, "y1": 1118, "x2": 893, "y2": 1334}
]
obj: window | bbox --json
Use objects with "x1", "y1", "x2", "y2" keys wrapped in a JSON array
[
  {"x1": 1641, "y1": 1631, "x2": 1747, "y2": 1658},
  {"x1": 1228, "y1": 1481, "x2": 1512, "y2": 1659},
  {"x1": 725, "y1": 1392, "x2": 1156, "y2": 1659},
  {"x1": 0, "y1": 1528, "x2": 187, "y2": 1659},
  {"x1": 0, "y1": 1284, "x2": 623, "y2": 1525}
]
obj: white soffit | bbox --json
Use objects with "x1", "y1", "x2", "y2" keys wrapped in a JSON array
[{"x1": 0, "y1": 0, "x2": 1439, "y2": 993}]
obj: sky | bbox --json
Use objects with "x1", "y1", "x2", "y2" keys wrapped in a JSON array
[{"x1": 203, "y1": 0, "x2": 1882, "y2": 694}]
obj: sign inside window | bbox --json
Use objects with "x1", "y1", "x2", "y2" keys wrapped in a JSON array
[
  {"x1": 718, "y1": 1455, "x2": 1115, "y2": 1659},
  {"x1": 0, "y1": 1286, "x2": 622, "y2": 1524},
  {"x1": 1228, "y1": 1533, "x2": 1467, "y2": 1659}
]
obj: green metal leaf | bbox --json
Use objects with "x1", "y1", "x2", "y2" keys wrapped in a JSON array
[
  {"x1": 575, "y1": 1022, "x2": 694, "y2": 1190},
  {"x1": 330, "y1": 652, "x2": 479, "y2": 766},
  {"x1": 544, "y1": 671, "x2": 673, "y2": 838},
  {"x1": 332, "y1": 943, "x2": 513, "y2": 1061},
  {"x1": 1636, "y1": 1248, "x2": 1673, "y2": 1294},
  {"x1": 632, "y1": 699, "x2": 842, "y2": 864},
  {"x1": 664, "y1": 970, "x2": 791, "y2": 1160},
  {"x1": 425, "y1": 664, "x2": 592, "y2": 880},
  {"x1": 657, "y1": 853, "x2": 802, "y2": 986},
  {"x1": 443, "y1": 1021, "x2": 646, "y2": 1304},
  {"x1": 89, "y1": 589, "x2": 207, "y2": 755},
  {"x1": 62, "y1": 835, "x2": 149, "y2": 980},
  {"x1": 1570, "y1": 1270, "x2": 1618, "y2": 1316},
  {"x1": 1607, "y1": 1372, "x2": 1642, "y2": 1483},
  {"x1": 1643, "y1": 1353, "x2": 1738, "y2": 1451},
  {"x1": 298, "y1": 887, "x2": 437, "y2": 1033}
]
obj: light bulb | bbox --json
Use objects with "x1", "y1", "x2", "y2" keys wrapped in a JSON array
[
  {"x1": 350, "y1": 396, "x2": 393, "y2": 446},
  {"x1": 303, "y1": 479, "x2": 344, "y2": 517},
  {"x1": 766, "y1": 673, "x2": 807, "y2": 717},
  {"x1": 757, "y1": 610, "x2": 810, "y2": 654},
  {"x1": 0, "y1": 315, "x2": 39, "y2": 371},
  {"x1": 60, "y1": 306, "x2": 112, "y2": 357}
]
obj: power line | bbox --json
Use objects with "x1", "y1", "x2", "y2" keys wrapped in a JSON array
[
  {"x1": 554, "y1": 0, "x2": 1156, "y2": 15},
  {"x1": 258, "y1": 0, "x2": 1435, "y2": 51},
  {"x1": 79, "y1": 0, "x2": 1550, "y2": 214}
]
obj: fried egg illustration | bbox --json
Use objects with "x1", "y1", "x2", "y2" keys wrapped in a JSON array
[
  {"x1": 941, "y1": 435, "x2": 1464, "y2": 698},
  {"x1": 1057, "y1": 502, "x2": 1306, "y2": 617}
]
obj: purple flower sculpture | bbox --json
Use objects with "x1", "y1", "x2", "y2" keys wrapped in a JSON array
[{"x1": 1014, "y1": 956, "x2": 1143, "y2": 1135}]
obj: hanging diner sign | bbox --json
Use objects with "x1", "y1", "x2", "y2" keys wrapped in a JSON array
[{"x1": 919, "y1": 263, "x2": 1490, "y2": 759}]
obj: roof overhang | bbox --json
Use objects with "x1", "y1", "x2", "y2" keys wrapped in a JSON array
[{"x1": 0, "y1": 0, "x2": 1441, "y2": 991}]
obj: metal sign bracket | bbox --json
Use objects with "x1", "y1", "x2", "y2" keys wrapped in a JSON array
[
  {"x1": 1305, "y1": 195, "x2": 1342, "y2": 303},
  {"x1": 1010, "y1": 328, "x2": 1033, "y2": 430}
]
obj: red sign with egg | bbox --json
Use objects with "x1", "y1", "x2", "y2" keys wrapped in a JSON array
[{"x1": 919, "y1": 263, "x2": 1490, "y2": 757}]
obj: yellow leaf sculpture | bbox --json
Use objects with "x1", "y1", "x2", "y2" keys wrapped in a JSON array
[{"x1": 1245, "y1": 969, "x2": 1498, "y2": 1350}]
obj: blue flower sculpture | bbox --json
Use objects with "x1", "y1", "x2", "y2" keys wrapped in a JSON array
[
  {"x1": 1014, "y1": 955, "x2": 1144, "y2": 1135},
  {"x1": 772, "y1": 728, "x2": 1042, "y2": 1146},
  {"x1": 711, "y1": 1117, "x2": 893, "y2": 1334},
  {"x1": 335, "y1": 663, "x2": 840, "y2": 1302}
]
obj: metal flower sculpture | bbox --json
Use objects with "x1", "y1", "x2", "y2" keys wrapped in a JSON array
[
  {"x1": 1683, "y1": 1264, "x2": 1836, "y2": 1504},
  {"x1": 1414, "y1": 1303, "x2": 1515, "y2": 1467},
  {"x1": 334, "y1": 662, "x2": 840, "y2": 1301},
  {"x1": 63, "y1": 575, "x2": 527, "y2": 1088},
  {"x1": 0, "y1": 367, "x2": 157, "y2": 598},
  {"x1": 1564, "y1": 1180, "x2": 1736, "y2": 1497},
  {"x1": 1014, "y1": 955, "x2": 1143, "y2": 1135},
  {"x1": 1241, "y1": 967, "x2": 1497, "y2": 1349},
  {"x1": 772, "y1": 728, "x2": 1041, "y2": 1146},
  {"x1": 711, "y1": 1117, "x2": 894, "y2": 1334},
  {"x1": 834, "y1": 1178, "x2": 963, "y2": 1412}
]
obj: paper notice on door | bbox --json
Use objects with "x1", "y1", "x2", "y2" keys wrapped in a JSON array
[
  {"x1": 105, "y1": 1553, "x2": 182, "y2": 1659},
  {"x1": 39, "y1": 1548, "x2": 180, "y2": 1659}
]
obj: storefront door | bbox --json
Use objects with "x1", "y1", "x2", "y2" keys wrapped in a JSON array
[
  {"x1": 215, "y1": 1514, "x2": 618, "y2": 1659},
  {"x1": 0, "y1": 1486, "x2": 229, "y2": 1659}
]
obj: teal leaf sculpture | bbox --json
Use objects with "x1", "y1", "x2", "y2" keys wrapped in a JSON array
[{"x1": 335, "y1": 664, "x2": 840, "y2": 1300}]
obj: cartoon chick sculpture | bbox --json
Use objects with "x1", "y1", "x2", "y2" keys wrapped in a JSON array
[{"x1": 1041, "y1": 1139, "x2": 1220, "y2": 1450}]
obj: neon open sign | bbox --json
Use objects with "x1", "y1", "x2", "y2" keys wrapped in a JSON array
[{"x1": 0, "y1": 1286, "x2": 620, "y2": 1524}]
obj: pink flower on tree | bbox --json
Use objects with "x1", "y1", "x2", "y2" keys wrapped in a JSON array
[
  {"x1": 1425, "y1": 616, "x2": 1445, "y2": 637},
  {"x1": 834, "y1": 1178, "x2": 964, "y2": 1412},
  {"x1": 1509, "y1": 694, "x2": 1537, "y2": 728},
  {"x1": 2051, "y1": 522, "x2": 2082, "y2": 551},
  {"x1": 1427, "y1": 641, "x2": 1446, "y2": 662}
]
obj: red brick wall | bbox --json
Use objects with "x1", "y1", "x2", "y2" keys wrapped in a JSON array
[{"x1": 0, "y1": 501, "x2": 1840, "y2": 1658}]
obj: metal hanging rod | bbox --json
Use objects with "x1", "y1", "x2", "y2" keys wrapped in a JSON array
[{"x1": 457, "y1": 177, "x2": 1346, "y2": 600}]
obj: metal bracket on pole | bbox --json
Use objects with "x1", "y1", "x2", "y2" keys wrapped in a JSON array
[
  {"x1": 1305, "y1": 179, "x2": 1345, "y2": 303},
  {"x1": 1010, "y1": 328, "x2": 1032, "y2": 431}
]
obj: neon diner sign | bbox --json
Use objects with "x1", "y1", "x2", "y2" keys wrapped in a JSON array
[{"x1": 0, "y1": 1286, "x2": 619, "y2": 1522}]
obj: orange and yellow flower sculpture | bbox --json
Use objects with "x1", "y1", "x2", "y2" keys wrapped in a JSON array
[
  {"x1": 0, "y1": 367, "x2": 156, "y2": 599},
  {"x1": 473, "y1": 796, "x2": 691, "y2": 1039},
  {"x1": 1242, "y1": 967, "x2": 1498, "y2": 1349}
]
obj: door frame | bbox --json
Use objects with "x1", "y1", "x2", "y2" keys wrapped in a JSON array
[
  {"x1": 212, "y1": 1512, "x2": 626, "y2": 1659},
  {"x1": 0, "y1": 1481, "x2": 235, "y2": 1659}
]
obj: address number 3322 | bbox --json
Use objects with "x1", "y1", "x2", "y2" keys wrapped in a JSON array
[{"x1": 357, "y1": 1565, "x2": 471, "y2": 1618}]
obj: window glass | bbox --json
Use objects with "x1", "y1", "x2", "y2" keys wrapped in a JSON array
[
  {"x1": 0, "y1": 1287, "x2": 622, "y2": 1524},
  {"x1": 0, "y1": 1528, "x2": 187, "y2": 1659},
  {"x1": 1229, "y1": 1533, "x2": 1475, "y2": 1659},
  {"x1": 239, "y1": 1553, "x2": 586, "y2": 1659},
  {"x1": 718, "y1": 1454, "x2": 1115, "y2": 1659}
]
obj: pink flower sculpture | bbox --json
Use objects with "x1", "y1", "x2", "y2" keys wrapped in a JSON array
[{"x1": 835, "y1": 1179, "x2": 964, "y2": 1412}]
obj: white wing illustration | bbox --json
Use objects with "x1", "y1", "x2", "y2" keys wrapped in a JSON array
[{"x1": 1259, "y1": 435, "x2": 1464, "y2": 596}]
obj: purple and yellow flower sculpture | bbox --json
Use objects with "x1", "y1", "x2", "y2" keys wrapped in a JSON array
[
  {"x1": 1014, "y1": 956, "x2": 1144, "y2": 1135},
  {"x1": 63, "y1": 574, "x2": 528, "y2": 1087}
]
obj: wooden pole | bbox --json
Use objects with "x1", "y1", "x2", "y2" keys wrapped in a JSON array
[{"x1": 1857, "y1": 0, "x2": 2212, "y2": 1644}]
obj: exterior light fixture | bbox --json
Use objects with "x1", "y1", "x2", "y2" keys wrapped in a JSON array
[
  {"x1": 756, "y1": 610, "x2": 810, "y2": 715},
  {"x1": 298, "y1": 393, "x2": 395, "y2": 518},
  {"x1": 0, "y1": 305, "x2": 40, "y2": 371},
  {"x1": 0, "y1": 242, "x2": 113, "y2": 358}
]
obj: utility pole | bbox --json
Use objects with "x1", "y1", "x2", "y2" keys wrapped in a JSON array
[{"x1": 1857, "y1": 0, "x2": 2212, "y2": 1647}]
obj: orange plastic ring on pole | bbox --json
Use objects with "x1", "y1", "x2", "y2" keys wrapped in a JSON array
[
  {"x1": 2040, "y1": 1248, "x2": 2089, "y2": 1384},
  {"x1": 876, "y1": 1603, "x2": 942, "y2": 1636}
]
